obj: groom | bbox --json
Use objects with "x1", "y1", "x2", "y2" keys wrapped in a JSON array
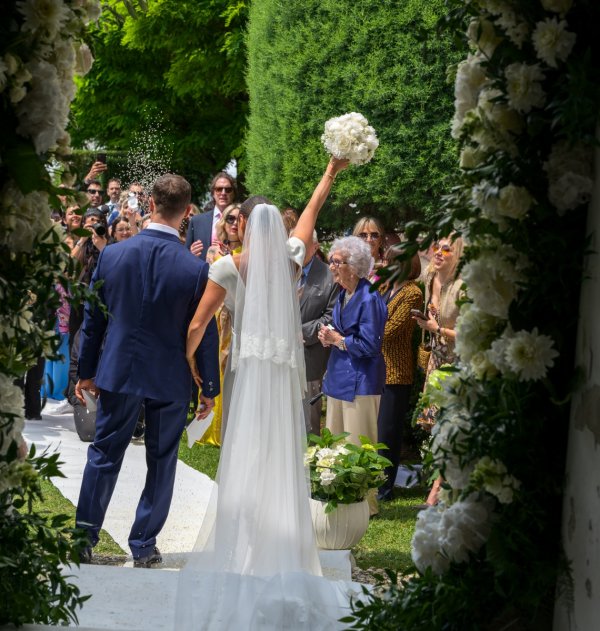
[{"x1": 75, "y1": 173, "x2": 219, "y2": 567}]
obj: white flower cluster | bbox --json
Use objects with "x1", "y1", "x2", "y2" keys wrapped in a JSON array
[
  {"x1": 0, "y1": 374, "x2": 25, "y2": 458},
  {"x1": 472, "y1": 181, "x2": 533, "y2": 225},
  {"x1": 306, "y1": 444, "x2": 350, "y2": 487},
  {"x1": 532, "y1": 18, "x2": 576, "y2": 68},
  {"x1": 0, "y1": 183, "x2": 53, "y2": 252},
  {"x1": 321, "y1": 112, "x2": 379, "y2": 165},
  {"x1": 544, "y1": 141, "x2": 594, "y2": 214},
  {"x1": 504, "y1": 62, "x2": 546, "y2": 113},
  {"x1": 412, "y1": 495, "x2": 494, "y2": 575},
  {"x1": 471, "y1": 456, "x2": 521, "y2": 504},
  {"x1": 0, "y1": 0, "x2": 100, "y2": 154}
]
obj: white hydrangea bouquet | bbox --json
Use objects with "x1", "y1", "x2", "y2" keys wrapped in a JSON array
[
  {"x1": 321, "y1": 112, "x2": 379, "y2": 165},
  {"x1": 305, "y1": 428, "x2": 390, "y2": 513}
]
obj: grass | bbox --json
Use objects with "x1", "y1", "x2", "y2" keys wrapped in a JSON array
[
  {"x1": 178, "y1": 433, "x2": 423, "y2": 573},
  {"x1": 34, "y1": 478, "x2": 124, "y2": 556}
]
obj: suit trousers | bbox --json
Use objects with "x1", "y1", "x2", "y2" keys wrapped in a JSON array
[
  {"x1": 301, "y1": 379, "x2": 323, "y2": 436},
  {"x1": 76, "y1": 390, "x2": 188, "y2": 558}
]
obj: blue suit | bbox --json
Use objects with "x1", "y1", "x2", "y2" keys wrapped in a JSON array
[
  {"x1": 322, "y1": 278, "x2": 387, "y2": 402},
  {"x1": 185, "y1": 211, "x2": 214, "y2": 261},
  {"x1": 76, "y1": 228, "x2": 219, "y2": 558}
]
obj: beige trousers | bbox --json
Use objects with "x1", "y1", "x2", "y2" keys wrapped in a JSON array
[{"x1": 325, "y1": 394, "x2": 381, "y2": 515}]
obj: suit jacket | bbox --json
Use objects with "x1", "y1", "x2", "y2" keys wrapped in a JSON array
[
  {"x1": 299, "y1": 258, "x2": 339, "y2": 382},
  {"x1": 185, "y1": 211, "x2": 214, "y2": 261},
  {"x1": 322, "y1": 278, "x2": 387, "y2": 402},
  {"x1": 78, "y1": 229, "x2": 220, "y2": 402}
]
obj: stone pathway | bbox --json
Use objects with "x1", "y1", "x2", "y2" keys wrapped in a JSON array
[{"x1": 20, "y1": 401, "x2": 355, "y2": 630}]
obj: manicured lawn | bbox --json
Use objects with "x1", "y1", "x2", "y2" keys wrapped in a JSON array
[
  {"x1": 34, "y1": 478, "x2": 124, "y2": 556},
  {"x1": 178, "y1": 433, "x2": 423, "y2": 573}
]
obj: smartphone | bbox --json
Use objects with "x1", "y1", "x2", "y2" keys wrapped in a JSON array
[
  {"x1": 410, "y1": 309, "x2": 427, "y2": 320},
  {"x1": 96, "y1": 152, "x2": 107, "y2": 164}
]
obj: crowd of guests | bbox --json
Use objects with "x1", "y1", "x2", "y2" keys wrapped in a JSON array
[{"x1": 24, "y1": 160, "x2": 465, "y2": 513}]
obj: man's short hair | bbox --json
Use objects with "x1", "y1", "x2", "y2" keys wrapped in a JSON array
[
  {"x1": 152, "y1": 174, "x2": 191, "y2": 220},
  {"x1": 108, "y1": 178, "x2": 121, "y2": 186}
]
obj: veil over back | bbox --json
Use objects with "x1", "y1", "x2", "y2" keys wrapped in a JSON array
[{"x1": 175, "y1": 205, "x2": 356, "y2": 629}]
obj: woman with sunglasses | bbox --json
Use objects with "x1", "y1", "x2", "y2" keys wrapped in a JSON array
[
  {"x1": 413, "y1": 235, "x2": 464, "y2": 506},
  {"x1": 195, "y1": 203, "x2": 243, "y2": 446},
  {"x1": 353, "y1": 216, "x2": 386, "y2": 281}
]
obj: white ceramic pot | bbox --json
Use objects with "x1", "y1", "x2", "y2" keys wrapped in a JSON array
[{"x1": 309, "y1": 498, "x2": 370, "y2": 550}]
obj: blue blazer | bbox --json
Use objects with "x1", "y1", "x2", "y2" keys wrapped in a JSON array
[
  {"x1": 185, "y1": 211, "x2": 213, "y2": 261},
  {"x1": 322, "y1": 278, "x2": 387, "y2": 402},
  {"x1": 78, "y1": 229, "x2": 220, "y2": 402}
]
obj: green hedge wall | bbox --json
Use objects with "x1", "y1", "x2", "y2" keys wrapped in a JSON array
[{"x1": 245, "y1": 0, "x2": 463, "y2": 233}]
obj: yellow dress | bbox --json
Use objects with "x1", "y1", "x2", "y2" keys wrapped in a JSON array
[{"x1": 197, "y1": 246, "x2": 243, "y2": 446}]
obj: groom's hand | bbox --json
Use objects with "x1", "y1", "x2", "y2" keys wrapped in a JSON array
[
  {"x1": 76, "y1": 378, "x2": 98, "y2": 405},
  {"x1": 197, "y1": 394, "x2": 214, "y2": 420}
]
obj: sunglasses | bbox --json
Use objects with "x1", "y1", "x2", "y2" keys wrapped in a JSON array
[
  {"x1": 214, "y1": 186, "x2": 234, "y2": 194},
  {"x1": 130, "y1": 191, "x2": 145, "y2": 197},
  {"x1": 225, "y1": 214, "x2": 240, "y2": 224},
  {"x1": 358, "y1": 232, "x2": 380, "y2": 241},
  {"x1": 433, "y1": 244, "x2": 453, "y2": 256},
  {"x1": 87, "y1": 188, "x2": 103, "y2": 195},
  {"x1": 328, "y1": 258, "x2": 349, "y2": 268}
]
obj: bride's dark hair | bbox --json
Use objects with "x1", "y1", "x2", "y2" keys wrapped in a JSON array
[{"x1": 239, "y1": 195, "x2": 273, "y2": 218}]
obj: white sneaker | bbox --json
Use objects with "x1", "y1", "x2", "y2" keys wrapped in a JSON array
[{"x1": 47, "y1": 399, "x2": 73, "y2": 415}]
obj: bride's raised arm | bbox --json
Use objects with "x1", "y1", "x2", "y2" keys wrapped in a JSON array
[
  {"x1": 293, "y1": 157, "x2": 349, "y2": 263},
  {"x1": 187, "y1": 280, "x2": 227, "y2": 386}
]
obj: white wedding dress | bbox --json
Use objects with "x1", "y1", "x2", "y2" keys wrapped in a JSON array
[{"x1": 174, "y1": 205, "x2": 360, "y2": 629}]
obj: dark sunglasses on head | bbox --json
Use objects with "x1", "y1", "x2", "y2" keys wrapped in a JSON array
[
  {"x1": 358, "y1": 231, "x2": 380, "y2": 240},
  {"x1": 225, "y1": 214, "x2": 240, "y2": 224},
  {"x1": 214, "y1": 186, "x2": 233, "y2": 194},
  {"x1": 88, "y1": 188, "x2": 103, "y2": 195}
]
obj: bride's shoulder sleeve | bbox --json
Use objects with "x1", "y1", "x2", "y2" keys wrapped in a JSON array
[
  {"x1": 286, "y1": 236, "x2": 306, "y2": 268},
  {"x1": 208, "y1": 255, "x2": 233, "y2": 289}
]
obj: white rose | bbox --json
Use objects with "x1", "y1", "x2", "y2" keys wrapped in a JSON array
[
  {"x1": 504, "y1": 63, "x2": 546, "y2": 113},
  {"x1": 496, "y1": 184, "x2": 533, "y2": 220},
  {"x1": 541, "y1": 0, "x2": 573, "y2": 15},
  {"x1": 532, "y1": 18, "x2": 576, "y2": 68},
  {"x1": 321, "y1": 112, "x2": 379, "y2": 165}
]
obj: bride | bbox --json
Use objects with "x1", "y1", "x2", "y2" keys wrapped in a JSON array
[{"x1": 177, "y1": 157, "x2": 357, "y2": 629}]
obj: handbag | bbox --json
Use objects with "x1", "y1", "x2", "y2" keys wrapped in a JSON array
[{"x1": 417, "y1": 329, "x2": 431, "y2": 372}]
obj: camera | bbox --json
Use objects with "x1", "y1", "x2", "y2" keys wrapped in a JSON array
[{"x1": 90, "y1": 223, "x2": 106, "y2": 237}]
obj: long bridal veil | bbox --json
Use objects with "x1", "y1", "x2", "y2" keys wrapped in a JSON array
[{"x1": 175, "y1": 205, "x2": 356, "y2": 630}]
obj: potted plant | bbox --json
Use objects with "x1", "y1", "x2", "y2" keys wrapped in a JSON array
[{"x1": 305, "y1": 428, "x2": 391, "y2": 549}]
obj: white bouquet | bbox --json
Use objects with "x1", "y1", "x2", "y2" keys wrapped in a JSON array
[{"x1": 321, "y1": 112, "x2": 379, "y2": 165}]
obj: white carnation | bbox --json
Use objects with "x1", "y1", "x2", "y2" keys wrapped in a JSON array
[
  {"x1": 504, "y1": 327, "x2": 559, "y2": 381},
  {"x1": 504, "y1": 63, "x2": 546, "y2": 113},
  {"x1": 461, "y1": 251, "x2": 524, "y2": 319},
  {"x1": 544, "y1": 141, "x2": 594, "y2": 214},
  {"x1": 321, "y1": 112, "x2": 378, "y2": 166},
  {"x1": 455, "y1": 303, "x2": 500, "y2": 362},
  {"x1": 541, "y1": 0, "x2": 573, "y2": 15},
  {"x1": 497, "y1": 184, "x2": 533, "y2": 219},
  {"x1": 16, "y1": 0, "x2": 70, "y2": 39},
  {"x1": 532, "y1": 18, "x2": 576, "y2": 68}
]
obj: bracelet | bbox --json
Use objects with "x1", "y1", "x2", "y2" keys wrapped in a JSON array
[
  {"x1": 325, "y1": 172, "x2": 336, "y2": 181},
  {"x1": 337, "y1": 337, "x2": 346, "y2": 351}
]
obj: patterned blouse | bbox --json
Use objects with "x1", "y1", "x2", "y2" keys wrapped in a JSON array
[{"x1": 380, "y1": 281, "x2": 423, "y2": 385}]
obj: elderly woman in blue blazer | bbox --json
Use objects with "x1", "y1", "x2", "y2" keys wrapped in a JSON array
[{"x1": 318, "y1": 236, "x2": 387, "y2": 512}]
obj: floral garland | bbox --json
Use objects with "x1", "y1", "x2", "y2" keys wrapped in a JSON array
[
  {"x1": 0, "y1": 0, "x2": 100, "y2": 625},
  {"x1": 348, "y1": 0, "x2": 598, "y2": 628}
]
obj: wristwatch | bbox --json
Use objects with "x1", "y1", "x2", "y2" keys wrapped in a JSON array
[{"x1": 337, "y1": 337, "x2": 346, "y2": 351}]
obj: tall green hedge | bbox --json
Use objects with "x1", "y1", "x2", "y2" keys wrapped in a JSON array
[{"x1": 246, "y1": 0, "x2": 463, "y2": 233}]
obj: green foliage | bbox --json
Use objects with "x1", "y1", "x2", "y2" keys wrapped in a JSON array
[
  {"x1": 306, "y1": 428, "x2": 391, "y2": 512},
  {"x1": 0, "y1": 447, "x2": 90, "y2": 626},
  {"x1": 69, "y1": 0, "x2": 249, "y2": 195},
  {"x1": 245, "y1": 0, "x2": 464, "y2": 233}
]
